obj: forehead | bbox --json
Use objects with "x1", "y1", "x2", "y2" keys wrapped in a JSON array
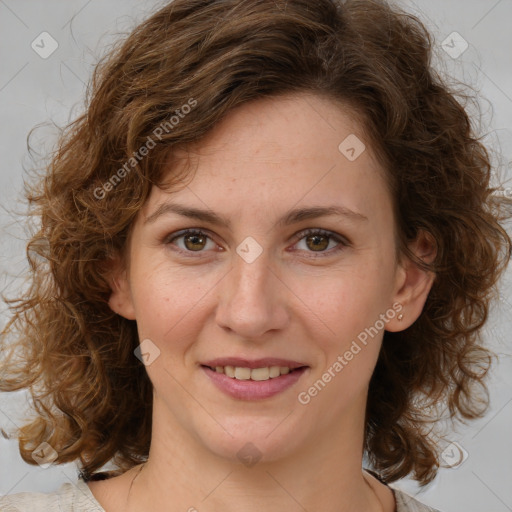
[
  {"x1": 142, "y1": 93, "x2": 391, "y2": 226},
  {"x1": 180, "y1": 93, "x2": 374, "y2": 166}
]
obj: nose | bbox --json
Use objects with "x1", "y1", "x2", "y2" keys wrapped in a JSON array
[{"x1": 214, "y1": 249, "x2": 289, "y2": 340}]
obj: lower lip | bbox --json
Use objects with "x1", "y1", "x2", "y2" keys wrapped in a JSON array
[{"x1": 201, "y1": 366, "x2": 308, "y2": 400}]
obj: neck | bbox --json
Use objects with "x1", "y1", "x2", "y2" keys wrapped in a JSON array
[{"x1": 127, "y1": 393, "x2": 386, "y2": 512}]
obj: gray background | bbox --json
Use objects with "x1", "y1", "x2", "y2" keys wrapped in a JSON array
[{"x1": 0, "y1": 1, "x2": 511, "y2": 511}]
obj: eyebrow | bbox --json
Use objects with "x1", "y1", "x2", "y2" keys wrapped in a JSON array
[{"x1": 144, "y1": 202, "x2": 368, "y2": 227}]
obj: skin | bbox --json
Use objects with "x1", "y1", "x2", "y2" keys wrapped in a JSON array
[{"x1": 90, "y1": 92, "x2": 435, "y2": 512}]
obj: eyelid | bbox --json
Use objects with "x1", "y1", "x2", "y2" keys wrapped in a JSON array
[
  {"x1": 289, "y1": 228, "x2": 350, "y2": 257},
  {"x1": 291, "y1": 228, "x2": 350, "y2": 247},
  {"x1": 164, "y1": 228, "x2": 220, "y2": 256},
  {"x1": 164, "y1": 227, "x2": 350, "y2": 257}
]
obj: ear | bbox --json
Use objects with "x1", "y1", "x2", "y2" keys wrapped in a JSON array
[
  {"x1": 104, "y1": 253, "x2": 136, "y2": 321},
  {"x1": 386, "y1": 230, "x2": 436, "y2": 332}
]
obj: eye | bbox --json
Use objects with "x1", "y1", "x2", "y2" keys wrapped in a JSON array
[
  {"x1": 290, "y1": 228, "x2": 349, "y2": 257},
  {"x1": 164, "y1": 228, "x2": 349, "y2": 258},
  {"x1": 165, "y1": 229, "x2": 218, "y2": 255}
]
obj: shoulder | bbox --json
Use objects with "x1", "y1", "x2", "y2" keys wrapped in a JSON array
[
  {"x1": 364, "y1": 469, "x2": 442, "y2": 512},
  {"x1": 0, "y1": 479, "x2": 105, "y2": 512},
  {"x1": 391, "y1": 486, "x2": 442, "y2": 512}
]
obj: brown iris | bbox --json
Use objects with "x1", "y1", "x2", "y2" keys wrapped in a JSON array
[
  {"x1": 305, "y1": 233, "x2": 329, "y2": 251},
  {"x1": 184, "y1": 232, "x2": 207, "y2": 251}
]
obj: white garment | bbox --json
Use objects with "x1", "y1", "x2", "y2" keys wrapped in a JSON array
[{"x1": 0, "y1": 478, "x2": 441, "y2": 511}]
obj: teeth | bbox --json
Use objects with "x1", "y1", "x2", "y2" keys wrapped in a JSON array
[
  {"x1": 269, "y1": 366, "x2": 281, "y2": 378},
  {"x1": 212, "y1": 365, "x2": 297, "y2": 381},
  {"x1": 234, "y1": 367, "x2": 251, "y2": 380},
  {"x1": 251, "y1": 367, "x2": 270, "y2": 381}
]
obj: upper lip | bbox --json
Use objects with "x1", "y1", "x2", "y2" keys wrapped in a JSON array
[{"x1": 201, "y1": 358, "x2": 308, "y2": 370}]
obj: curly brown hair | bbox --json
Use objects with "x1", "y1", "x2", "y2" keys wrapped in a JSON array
[{"x1": 1, "y1": 0, "x2": 511, "y2": 487}]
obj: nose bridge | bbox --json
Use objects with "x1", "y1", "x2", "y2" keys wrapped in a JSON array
[
  {"x1": 229, "y1": 232, "x2": 274, "y2": 297},
  {"x1": 230, "y1": 244, "x2": 275, "y2": 310},
  {"x1": 215, "y1": 242, "x2": 287, "y2": 337},
  {"x1": 233, "y1": 248, "x2": 271, "y2": 298}
]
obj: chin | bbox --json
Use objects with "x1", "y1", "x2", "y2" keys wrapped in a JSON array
[{"x1": 196, "y1": 415, "x2": 310, "y2": 466}]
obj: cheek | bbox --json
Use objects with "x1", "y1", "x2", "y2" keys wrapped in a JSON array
[
  {"x1": 130, "y1": 258, "x2": 220, "y2": 343},
  {"x1": 296, "y1": 262, "x2": 393, "y2": 338},
  {"x1": 295, "y1": 269, "x2": 391, "y2": 413}
]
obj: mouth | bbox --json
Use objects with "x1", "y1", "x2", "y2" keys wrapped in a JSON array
[
  {"x1": 202, "y1": 364, "x2": 304, "y2": 381},
  {"x1": 200, "y1": 358, "x2": 309, "y2": 400}
]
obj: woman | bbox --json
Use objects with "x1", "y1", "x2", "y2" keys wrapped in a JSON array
[{"x1": 1, "y1": 0, "x2": 510, "y2": 511}]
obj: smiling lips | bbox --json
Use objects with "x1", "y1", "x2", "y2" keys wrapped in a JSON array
[
  {"x1": 211, "y1": 365, "x2": 293, "y2": 381},
  {"x1": 201, "y1": 358, "x2": 309, "y2": 400}
]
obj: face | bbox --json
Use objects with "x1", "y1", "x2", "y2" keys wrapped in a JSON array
[{"x1": 109, "y1": 92, "x2": 434, "y2": 464}]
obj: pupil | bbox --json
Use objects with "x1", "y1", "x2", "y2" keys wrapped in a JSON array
[
  {"x1": 186, "y1": 233, "x2": 205, "y2": 251},
  {"x1": 308, "y1": 234, "x2": 328, "y2": 251}
]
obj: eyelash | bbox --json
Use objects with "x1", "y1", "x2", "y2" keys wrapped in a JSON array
[{"x1": 164, "y1": 228, "x2": 349, "y2": 258}]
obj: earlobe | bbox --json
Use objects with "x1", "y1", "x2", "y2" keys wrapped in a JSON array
[
  {"x1": 106, "y1": 256, "x2": 136, "y2": 321},
  {"x1": 386, "y1": 231, "x2": 436, "y2": 332}
]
